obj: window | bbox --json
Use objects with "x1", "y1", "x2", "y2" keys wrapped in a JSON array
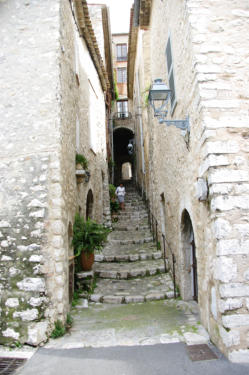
[
  {"x1": 117, "y1": 68, "x2": 127, "y2": 83},
  {"x1": 116, "y1": 44, "x2": 127, "y2": 61},
  {"x1": 117, "y1": 100, "x2": 128, "y2": 118},
  {"x1": 166, "y1": 36, "x2": 176, "y2": 112}
]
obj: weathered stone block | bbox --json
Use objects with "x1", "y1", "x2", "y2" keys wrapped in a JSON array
[
  {"x1": 2, "y1": 328, "x2": 20, "y2": 340},
  {"x1": 229, "y1": 350, "x2": 249, "y2": 363},
  {"x1": 209, "y1": 169, "x2": 249, "y2": 184},
  {"x1": 17, "y1": 278, "x2": 45, "y2": 292},
  {"x1": 213, "y1": 218, "x2": 231, "y2": 240},
  {"x1": 219, "y1": 298, "x2": 243, "y2": 313},
  {"x1": 212, "y1": 196, "x2": 249, "y2": 212},
  {"x1": 220, "y1": 283, "x2": 249, "y2": 298},
  {"x1": 13, "y1": 309, "x2": 39, "y2": 321},
  {"x1": 27, "y1": 322, "x2": 48, "y2": 346},
  {"x1": 6, "y1": 298, "x2": 19, "y2": 308},
  {"x1": 204, "y1": 141, "x2": 239, "y2": 156},
  {"x1": 219, "y1": 326, "x2": 240, "y2": 347},
  {"x1": 218, "y1": 239, "x2": 249, "y2": 256}
]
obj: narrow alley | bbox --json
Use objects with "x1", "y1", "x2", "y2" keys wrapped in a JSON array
[{"x1": 1, "y1": 0, "x2": 249, "y2": 373}]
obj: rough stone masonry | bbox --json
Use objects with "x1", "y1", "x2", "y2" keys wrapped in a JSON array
[{"x1": 0, "y1": 0, "x2": 110, "y2": 345}]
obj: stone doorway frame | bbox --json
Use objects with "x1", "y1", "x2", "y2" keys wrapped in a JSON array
[{"x1": 180, "y1": 209, "x2": 198, "y2": 301}]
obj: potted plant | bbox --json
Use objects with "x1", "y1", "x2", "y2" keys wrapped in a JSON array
[
  {"x1": 75, "y1": 154, "x2": 90, "y2": 184},
  {"x1": 76, "y1": 154, "x2": 88, "y2": 170},
  {"x1": 72, "y1": 213, "x2": 110, "y2": 271}
]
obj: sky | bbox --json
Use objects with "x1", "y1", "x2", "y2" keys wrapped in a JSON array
[{"x1": 87, "y1": 0, "x2": 134, "y2": 33}]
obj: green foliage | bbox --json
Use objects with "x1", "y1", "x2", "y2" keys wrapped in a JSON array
[
  {"x1": 109, "y1": 184, "x2": 116, "y2": 199},
  {"x1": 14, "y1": 341, "x2": 23, "y2": 348},
  {"x1": 110, "y1": 200, "x2": 120, "y2": 213},
  {"x1": 113, "y1": 70, "x2": 119, "y2": 100},
  {"x1": 157, "y1": 241, "x2": 161, "y2": 250},
  {"x1": 72, "y1": 290, "x2": 81, "y2": 307},
  {"x1": 72, "y1": 214, "x2": 111, "y2": 257},
  {"x1": 51, "y1": 320, "x2": 66, "y2": 339},
  {"x1": 66, "y1": 313, "x2": 73, "y2": 328},
  {"x1": 142, "y1": 84, "x2": 151, "y2": 107},
  {"x1": 75, "y1": 154, "x2": 88, "y2": 170}
]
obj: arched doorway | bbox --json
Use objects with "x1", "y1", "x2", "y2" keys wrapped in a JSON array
[
  {"x1": 180, "y1": 210, "x2": 198, "y2": 302},
  {"x1": 121, "y1": 162, "x2": 132, "y2": 180},
  {"x1": 86, "y1": 189, "x2": 94, "y2": 219},
  {"x1": 113, "y1": 127, "x2": 134, "y2": 185}
]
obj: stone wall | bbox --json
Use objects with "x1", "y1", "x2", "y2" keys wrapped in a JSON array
[
  {"x1": 131, "y1": 0, "x2": 249, "y2": 361},
  {"x1": 0, "y1": 0, "x2": 61, "y2": 345},
  {"x1": 0, "y1": 0, "x2": 110, "y2": 345}
]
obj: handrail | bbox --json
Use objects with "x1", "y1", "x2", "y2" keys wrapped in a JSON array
[
  {"x1": 162, "y1": 233, "x2": 177, "y2": 298},
  {"x1": 136, "y1": 188, "x2": 178, "y2": 298}
]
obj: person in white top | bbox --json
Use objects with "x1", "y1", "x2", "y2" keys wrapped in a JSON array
[{"x1": 115, "y1": 183, "x2": 126, "y2": 210}]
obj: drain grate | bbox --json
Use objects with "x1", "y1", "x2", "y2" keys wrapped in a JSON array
[
  {"x1": 186, "y1": 344, "x2": 218, "y2": 362},
  {"x1": 0, "y1": 357, "x2": 26, "y2": 375}
]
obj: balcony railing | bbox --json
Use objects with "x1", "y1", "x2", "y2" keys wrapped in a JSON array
[
  {"x1": 117, "y1": 56, "x2": 127, "y2": 62},
  {"x1": 113, "y1": 112, "x2": 132, "y2": 120}
]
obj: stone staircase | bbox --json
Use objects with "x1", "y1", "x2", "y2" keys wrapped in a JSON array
[{"x1": 88, "y1": 187, "x2": 175, "y2": 304}]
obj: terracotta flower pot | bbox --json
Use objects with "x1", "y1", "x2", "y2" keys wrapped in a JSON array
[{"x1": 81, "y1": 252, "x2": 94, "y2": 271}]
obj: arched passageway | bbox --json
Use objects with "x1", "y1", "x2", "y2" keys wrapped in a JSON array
[
  {"x1": 113, "y1": 127, "x2": 134, "y2": 185},
  {"x1": 180, "y1": 210, "x2": 198, "y2": 302}
]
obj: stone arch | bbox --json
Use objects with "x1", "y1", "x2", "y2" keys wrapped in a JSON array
[
  {"x1": 113, "y1": 127, "x2": 134, "y2": 185},
  {"x1": 86, "y1": 189, "x2": 94, "y2": 219},
  {"x1": 180, "y1": 209, "x2": 198, "y2": 301}
]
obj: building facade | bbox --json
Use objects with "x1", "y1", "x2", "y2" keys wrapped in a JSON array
[
  {"x1": 128, "y1": 0, "x2": 249, "y2": 362},
  {"x1": 0, "y1": 0, "x2": 112, "y2": 346},
  {"x1": 112, "y1": 33, "x2": 135, "y2": 184}
]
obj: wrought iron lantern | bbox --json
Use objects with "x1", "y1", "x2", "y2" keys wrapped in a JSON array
[{"x1": 149, "y1": 79, "x2": 189, "y2": 132}]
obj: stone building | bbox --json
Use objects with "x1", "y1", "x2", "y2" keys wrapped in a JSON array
[
  {"x1": 0, "y1": 0, "x2": 113, "y2": 346},
  {"x1": 128, "y1": 0, "x2": 249, "y2": 362},
  {"x1": 112, "y1": 33, "x2": 135, "y2": 184}
]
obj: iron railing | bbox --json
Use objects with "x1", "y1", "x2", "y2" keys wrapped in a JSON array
[
  {"x1": 162, "y1": 233, "x2": 177, "y2": 298},
  {"x1": 113, "y1": 112, "x2": 132, "y2": 120},
  {"x1": 144, "y1": 195, "x2": 177, "y2": 299}
]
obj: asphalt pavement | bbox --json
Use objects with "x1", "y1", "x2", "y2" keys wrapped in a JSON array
[{"x1": 17, "y1": 343, "x2": 249, "y2": 375}]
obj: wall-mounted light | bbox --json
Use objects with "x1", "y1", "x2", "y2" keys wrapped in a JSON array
[
  {"x1": 148, "y1": 79, "x2": 189, "y2": 133},
  {"x1": 127, "y1": 140, "x2": 134, "y2": 155}
]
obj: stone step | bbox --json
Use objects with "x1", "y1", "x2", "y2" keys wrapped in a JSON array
[
  {"x1": 102, "y1": 241, "x2": 160, "y2": 258},
  {"x1": 89, "y1": 273, "x2": 175, "y2": 304},
  {"x1": 112, "y1": 224, "x2": 150, "y2": 231},
  {"x1": 108, "y1": 230, "x2": 151, "y2": 241},
  {"x1": 108, "y1": 237, "x2": 153, "y2": 245},
  {"x1": 93, "y1": 258, "x2": 166, "y2": 279},
  {"x1": 116, "y1": 213, "x2": 148, "y2": 220},
  {"x1": 95, "y1": 250, "x2": 163, "y2": 262}
]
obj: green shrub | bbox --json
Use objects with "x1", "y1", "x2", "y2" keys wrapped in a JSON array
[
  {"x1": 75, "y1": 154, "x2": 88, "y2": 170},
  {"x1": 109, "y1": 184, "x2": 116, "y2": 199}
]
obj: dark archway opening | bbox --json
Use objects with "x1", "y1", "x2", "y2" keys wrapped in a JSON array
[
  {"x1": 86, "y1": 189, "x2": 94, "y2": 219},
  {"x1": 113, "y1": 127, "x2": 134, "y2": 185},
  {"x1": 181, "y1": 210, "x2": 198, "y2": 302}
]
